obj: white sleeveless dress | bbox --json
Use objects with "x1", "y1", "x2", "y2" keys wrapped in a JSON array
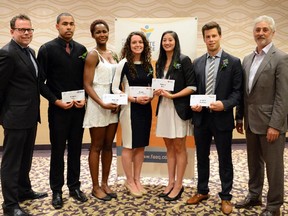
[{"x1": 83, "y1": 49, "x2": 118, "y2": 128}]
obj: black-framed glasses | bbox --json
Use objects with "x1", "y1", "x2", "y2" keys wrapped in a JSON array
[{"x1": 13, "y1": 28, "x2": 34, "y2": 33}]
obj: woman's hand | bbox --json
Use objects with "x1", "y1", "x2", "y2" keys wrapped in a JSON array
[{"x1": 136, "y1": 96, "x2": 151, "y2": 105}]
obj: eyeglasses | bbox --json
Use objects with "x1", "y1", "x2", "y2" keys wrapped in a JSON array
[{"x1": 13, "y1": 28, "x2": 34, "y2": 33}]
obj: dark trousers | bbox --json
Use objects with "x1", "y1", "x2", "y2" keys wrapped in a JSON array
[
  {"x1": 1, "y1": 125, "x2": 37, "y2": 208},
  {"x1": 246, "y1": 127, "x2": 285, "y2": 211},
  {"x1": 194, "y1": 112, "x2": 233, "y2": 200},
  {"x1": 48, "y1": 105, "x2": 85, "y2": 193}
]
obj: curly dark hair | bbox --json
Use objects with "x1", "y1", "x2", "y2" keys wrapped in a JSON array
[{"x1": 120, "y1": 31, "x2": 152, "y2": 79}]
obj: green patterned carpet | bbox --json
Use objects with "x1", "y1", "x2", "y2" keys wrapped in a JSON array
[{"x1": 1, "y1": 147, "x2": 288, "y2": 215}]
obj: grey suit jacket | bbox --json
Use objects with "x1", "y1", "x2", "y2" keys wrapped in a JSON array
[{"x1": 236, "y1": 44, "x2": 288, "y2": 134}]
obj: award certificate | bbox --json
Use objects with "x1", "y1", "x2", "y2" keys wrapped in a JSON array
[
  {"x1": 61, "y1": 89, "x2": 85, "y2": 103},
  {"x1": 129, "y1": 86, "x2": 153, "y2": 97},
  {"x1": 151, "y1": 78, "x2": 175, "y2": 91},
  {"x1": 102, "y1": 94, "x2": 128, "y2": 105},
  {"x1": 190, "y1": 95, "x2": 216, "y2": 107}
]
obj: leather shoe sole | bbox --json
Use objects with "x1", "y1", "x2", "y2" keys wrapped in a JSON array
[{"x1": 186, "y1": 193, "x2": 210, "y2": 205}]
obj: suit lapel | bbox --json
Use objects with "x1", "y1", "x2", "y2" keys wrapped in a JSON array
[
  {"x1": 215, "y1": 51, "x2": 228, "y2": 90},
  {"x1": 244, "y1": 53, "x2": 254, "y2": 94},
  {"x1": 198, "y1": 56, "x2": 206, "y2": 93},
  {"x1": 250, "y1": 45, "x2": 275, "y2": 92},
  {"x1": 11, "y1": 40, "x2": 37, "y2": 79}
]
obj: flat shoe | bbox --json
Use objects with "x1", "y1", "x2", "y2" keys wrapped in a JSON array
[
  {"x1": 106, "y1": 192, "x2": 117, "y2": 199},
  {"x1": 91, "y1": 191, "x2": 112, "y2": 201}
]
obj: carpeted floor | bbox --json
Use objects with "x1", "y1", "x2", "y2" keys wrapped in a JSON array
[{"x1": 0, "y1": 145, "x2": 288, "y2": 216}]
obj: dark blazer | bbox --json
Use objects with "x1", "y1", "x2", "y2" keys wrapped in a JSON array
[
  {"x1": 156, "y1": 54, "x2": 195, "y2": 120},
  {"x1": 0, "y1": 39, "x2": 40, "y2": 129},
  {"x1": 192, "y1": 51, "x2": 243, "y2": 131}
]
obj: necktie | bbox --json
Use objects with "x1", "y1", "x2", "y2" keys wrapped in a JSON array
[
  {"x1": 66, "y1": 43, "x2": 70, "y2": 54},
  {"x1": 205, "y1": 56, "x2": 215, "y2": 95},
  {"x1": 23, "y1": 48, "x2": 30, "y2": 57},
  {"x1": 23, "y1": 48, "x2": 38, "y2": 76}
]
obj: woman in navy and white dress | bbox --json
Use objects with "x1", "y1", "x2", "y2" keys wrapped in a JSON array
[{"x1": 112, "y1": 31, "x2": 153, "y2": 198}]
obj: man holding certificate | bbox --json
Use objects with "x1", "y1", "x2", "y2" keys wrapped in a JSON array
[
  {"x1": 187, "y1": 22, "x2": 243, "y2": 215},
  {"x1": 37, "y1": 13, "x2": 88, "y2": 209}
]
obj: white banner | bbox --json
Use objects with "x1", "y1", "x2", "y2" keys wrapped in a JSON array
[
  {"x1": 115, "y1": 18, "x2": 198, "y2": 179},
  {"x1": 115, "y1": 17, "x2": 198, "y2": 60}
]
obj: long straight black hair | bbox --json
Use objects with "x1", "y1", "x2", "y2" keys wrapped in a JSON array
[{"x1": 156, "y1": 30, "x2": 181, "y2": 79}]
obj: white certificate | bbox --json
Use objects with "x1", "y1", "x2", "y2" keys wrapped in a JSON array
[
  {"x1": 61, "y1": 89, "x2": 85, "y2": 103},
  {"x1": 151, "y1": 78, "x2": 175, "y2": 91},
  {"x1": 129, "y1": 86, "x2": 153, "y2": 97},
  {"x1": 190, "y1": 95, "x2": 216, "y2": 107},
  {"x1": 102, "y1": 94, "x2": 128, "y2": 105}
]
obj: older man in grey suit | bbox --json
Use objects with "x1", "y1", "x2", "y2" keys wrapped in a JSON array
[{"x1": 235, "y1": 15, "x2": 288, "y2": 216}]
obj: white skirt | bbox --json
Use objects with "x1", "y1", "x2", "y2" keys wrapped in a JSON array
[{"x1": 156, "y1": 97, "x2": 193, "y2": 138}]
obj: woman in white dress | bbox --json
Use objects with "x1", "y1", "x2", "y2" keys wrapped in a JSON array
[
  {"x1": 154, "y1": 31, "x2": 196, "y2": 201},
  {"x1": 83, "y1": 20, "x2": 119, "y2": 201}
]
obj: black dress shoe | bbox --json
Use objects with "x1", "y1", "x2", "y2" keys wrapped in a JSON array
[
  {"x1": 3, "y1": 206, "x2": 31, "y2": 216},
  {"x1": 52, "y1": 192, "x2": 63, "y2": 209},
  {"x1": 158, "y1": 188, "x2": 173, "y2": 198},
  {"x1": 18, "y1": 190, "x2": 48, "y2": 202},
  {"x1": 164, "y1": 187, "x2": 184, "y2": 201},
  {"x1": 260, "y1": 209, "x2": 280, "y2": 216},
  {"x1": 235, "y1": 196, "x2": 262, "y2": 209},
  {"x1": 69, "y1": 189, "x2": 88, "y2": 202}
]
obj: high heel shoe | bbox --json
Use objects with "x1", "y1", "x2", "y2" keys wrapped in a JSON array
[
  {"x1": 164, "y1": 186, "x2": 184, "y2": 201},
  {"x1": 139, "y1": 187, "x2": 147, "y2": 195},
  {"x1": 124, "y1": 181, "x2": 142, "y2": 198},
  {"x1": 158, "y1": 187, "x2": 173, "y2": 198}
]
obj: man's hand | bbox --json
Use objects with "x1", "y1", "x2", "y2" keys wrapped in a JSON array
[
  {"x1": 209, "y1": 100, "x2": 224, "y2": 111},
  {"x1": 266, "y1": 127, "x2": 280, "y2": 143},
  {"x1": 236, "y1": 122, "x2": 244, "y2": 134}
]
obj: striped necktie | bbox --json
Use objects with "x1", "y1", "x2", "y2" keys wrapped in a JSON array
[{"x1": 206, "y1": 56, "x2": 215, "y2": 95}]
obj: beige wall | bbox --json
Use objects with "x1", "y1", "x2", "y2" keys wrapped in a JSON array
[{"x1": 1, "y1": 0, "x2": 288, "y2": 145}]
